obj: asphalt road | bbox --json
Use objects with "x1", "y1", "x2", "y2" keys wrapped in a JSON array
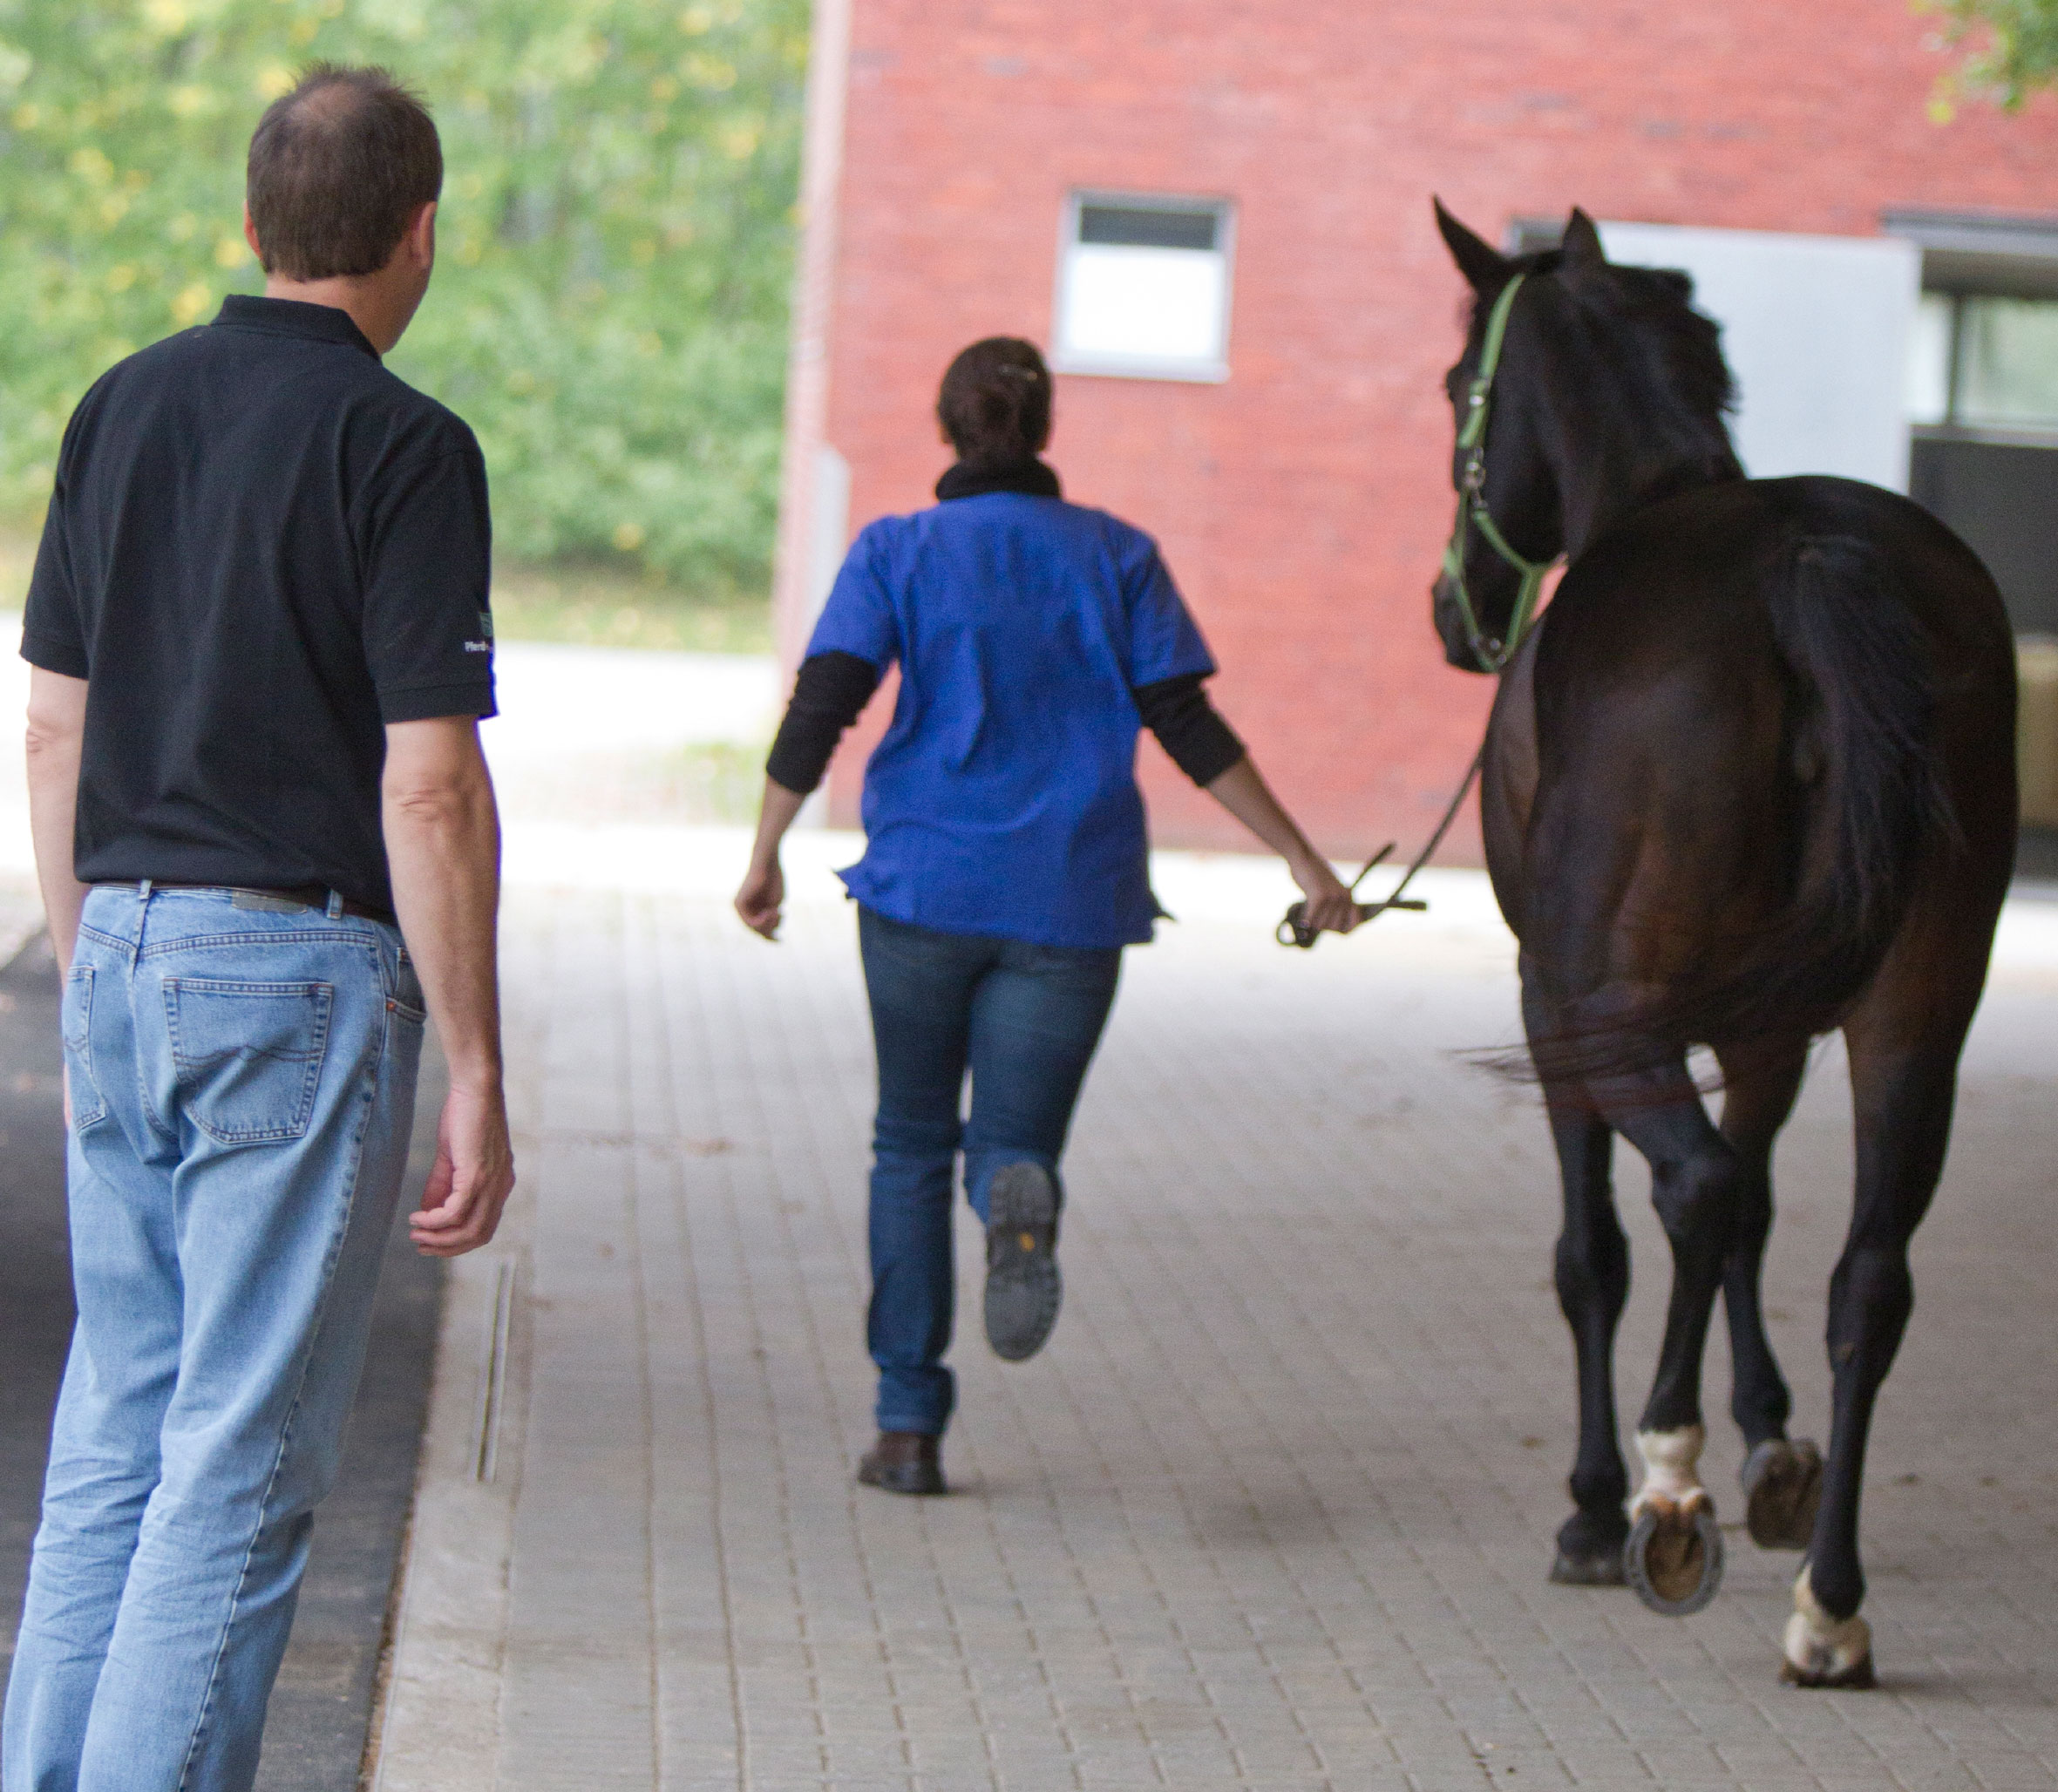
[{"x1": 0, "y1": 932, "x2": 442, "y2": 1791}]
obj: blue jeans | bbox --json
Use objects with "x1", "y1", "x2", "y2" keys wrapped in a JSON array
[
  {"x1": 858, "y1": 907, "x2": 1121, "y2": 1436},
  {"x1": 3, "y1": 886, "x2": 425, "y2": 1792}
]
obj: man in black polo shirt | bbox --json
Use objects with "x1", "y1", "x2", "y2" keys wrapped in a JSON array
[{"x1": 3, "y1": 66, "x2": 513, "y2": 1792}]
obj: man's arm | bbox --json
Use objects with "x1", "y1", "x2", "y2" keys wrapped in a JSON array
[
  {"x1": 382, "y1": 715, "x2": 515, "y2": 1257},
  {"x1": 25, "y1": 668, "x2": 90, "y2": 971}
]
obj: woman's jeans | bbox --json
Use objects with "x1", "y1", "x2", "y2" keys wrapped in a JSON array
[
  {"x1": 858, "y1": 907, "x2": 1121, "y2": 1437},
  {"x1": 3, "y1": 886, "x2": 425, "y2": 1792}
]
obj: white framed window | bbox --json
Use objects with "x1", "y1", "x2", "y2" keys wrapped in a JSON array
[{"x1": 1052, "y1": 192, "x2": 1234, "y2": 383}]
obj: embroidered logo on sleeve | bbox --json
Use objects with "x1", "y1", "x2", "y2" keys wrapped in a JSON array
[{"x1": 463, "y1": 604, "x2": 495, "y2": 654}]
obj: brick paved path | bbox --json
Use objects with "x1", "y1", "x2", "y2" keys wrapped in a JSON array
[{"x1": 373, "y1": 837, "x2": 2058, "y2": 1791}]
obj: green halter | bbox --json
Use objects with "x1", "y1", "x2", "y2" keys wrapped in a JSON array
[{"x1": 1438, "y1": 272, "x2": 1561, "y2": 674}]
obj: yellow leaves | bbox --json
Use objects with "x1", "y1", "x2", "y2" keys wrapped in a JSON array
[
  {"x1": 106, "y1": 265, "x2": 137, "y2": 294},
  {"x1": 98, "y1": 193, "x2": 130, "y2": 226},
  {"x1": 683, "y1": 52, "x2": 737, "y2": 91},
  {"x1": 167, "y1": 85, "x2": 213, "y2": 119},
  {"x1": 635, "y1": 330, "x2": 662, "y2": 356},
  {"x1": 142, "y1": 0, "x2": 191, "y2": 36},
  {"x1": 455, "y1": 234, "x2": 484, "y2": 266},
  {"x1": 171, "y1": 282, "x2": 212, "y2": 326},
  {"x1": 12, "y1": 103, "x2": 39, "y2": 131},
  {"x1": 169, "y1": 213, "x2": 199, "y2": 243},
  {"x1": 720, "y1": 119, "x2": 760, "y2": 160},
  {"x1": 214, "y1": 235, "x2": 248, "y2": 268},
  {"x1": 254, "y1": 64, "x2": 295, "y2": 101},
  {"x1": 650, "y1": 74, "x2": 680, "y2": 101},
  {"x1": 458, "y1": 172, "x2": 486, "y2": 200},
  {"x1": 506, "y1": 368, "x2": 537, "y2": 395},
  {"x1": 679, "y1": 0, "x2": 742, "y2": 32},
  {"x1": 289, "y1": 16, "x2": 317, "y2": 45},
  {"x1": 612, "y1": 522, "x2": 646, "y2": 553},
  {"x1": 632, "y1": 236, "x2": 658, "y2": 265},
  {"x1": 0, "y1": 43, "x2": 31, "y2": 92},
  {"x1": 69, "y1": 146, "x2": 114, "y2": 185}
]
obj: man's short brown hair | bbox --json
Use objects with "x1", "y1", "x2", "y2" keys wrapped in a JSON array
[{"x1": 247, "y1": 64, "x2": 442, "y2": 282}]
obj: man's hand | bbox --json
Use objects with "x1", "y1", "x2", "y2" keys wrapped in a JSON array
[
  {"x1": 734, "y1": 857, "x2": 784, "y2": 939},
  {"x1": 408, "y1": 1083, "x2": 515, "y2": 1256}
]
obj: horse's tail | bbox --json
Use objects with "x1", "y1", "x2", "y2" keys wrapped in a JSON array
[
  {"x1": 1766, "y1": 534, "x2": 1955, "y2": 968},
  {"x1": 1524, "y1": 534, "x2": 1953, "y2": 1088}
]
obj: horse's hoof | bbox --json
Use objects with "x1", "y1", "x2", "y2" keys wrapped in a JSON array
[
  {"x1": 1624, "y1": 1496, "x2": 1724, "y2": 1615},
  {"x1": 1550, "y1": 1510, "x2": 1630, "y2": 1586},
  {"x1": 1780, "y1": 1652, "x2": 1877, "y2": 1690},
  {"x1": 1742, "y1": 1438, "x2": 1823, "y2": 1550},
  {"x1": 1783, "y1": 1565, "x2": 1875, "y2": 1688}
]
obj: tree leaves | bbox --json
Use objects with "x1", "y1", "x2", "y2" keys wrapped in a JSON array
[
  {"x1": 1923, "y1": 0, "x2": 2058, "y2": 112},
  {"x1": 0, "y1": 0, "x2": 808, "y2": 591}
]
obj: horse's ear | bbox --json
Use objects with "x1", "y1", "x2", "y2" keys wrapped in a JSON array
[
  {"x1": 1434, "y1": 198, "x2": 1511, "y2": 293},
  {"x1": 1560, "y1": 207, "x2": 1607, "y2": 270}
]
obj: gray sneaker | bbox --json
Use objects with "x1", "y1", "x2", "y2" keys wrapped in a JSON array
[{"x1": 983, "y1": 1161, "x2": 1063, "y2": 1361}]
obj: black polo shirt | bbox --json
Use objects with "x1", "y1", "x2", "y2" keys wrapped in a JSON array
[{"x1": 22, "y1": 295, "x2": 496, "y2": 915}]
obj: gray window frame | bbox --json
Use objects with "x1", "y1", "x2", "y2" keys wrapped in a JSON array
[{"x1": 1050, "y1": 189, "x2": 1237, "y2": 384}]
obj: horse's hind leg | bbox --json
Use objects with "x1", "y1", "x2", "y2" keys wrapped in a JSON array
[
  {"x1": 1783, "y1": 1006, "x2": 1974, "y2": 1687},
  {"x1": 1713, "y1": 1044, "x2": 1824, "y2": 1549}
]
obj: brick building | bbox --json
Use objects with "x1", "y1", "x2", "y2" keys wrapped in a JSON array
[{"x1": 774, "y1": 0, "x2": 2058, "y2": 858}]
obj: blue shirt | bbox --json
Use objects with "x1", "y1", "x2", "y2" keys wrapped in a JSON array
[{"x1": 807, "y1": 492, "x2": 1215, "y2": 948}]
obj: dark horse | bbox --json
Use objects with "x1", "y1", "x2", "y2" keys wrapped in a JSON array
[{"x1": 1432, "y1": 203, "x2": 2016, "y2": 1685}]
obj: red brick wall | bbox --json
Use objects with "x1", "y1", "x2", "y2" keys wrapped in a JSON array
[{"x1": 786, "y1": 0, "x2": 2058, "y2": 858}]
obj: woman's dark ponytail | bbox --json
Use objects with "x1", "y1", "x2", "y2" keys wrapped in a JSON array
[{"x1": 936, "y1": 337, "x2": 1052, "y2": 467}]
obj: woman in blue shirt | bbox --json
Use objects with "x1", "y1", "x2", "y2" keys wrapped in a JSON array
[{"x1": 737, "y1": 337, "x2": 1356, "y2": 1495}]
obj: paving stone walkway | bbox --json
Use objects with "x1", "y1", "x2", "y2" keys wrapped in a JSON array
[{"x1": 372, "y1": 834, "x2": 2058, "y2": 1791}]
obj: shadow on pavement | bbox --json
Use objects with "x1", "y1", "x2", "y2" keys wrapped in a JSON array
[{"x1": 0, "y1": 931, "x2": 445, "y2": 1791}]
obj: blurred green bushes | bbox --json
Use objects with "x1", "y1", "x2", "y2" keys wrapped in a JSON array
[{"x1": 0, "y1": 0, "x2": 807, "y2": 594}]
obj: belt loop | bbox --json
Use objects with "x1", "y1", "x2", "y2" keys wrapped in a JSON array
[
  {"x1": 138, "y1": 878, "x2": 153, "y2": 900},
  {"x1": 326, "y1": 889, "x2": 345, "y2": 920}
]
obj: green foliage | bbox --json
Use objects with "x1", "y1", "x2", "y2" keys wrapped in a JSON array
[
  {"x1": 1924, "y1": 0, "x2": 2058, "y2": 111},
  {"x1": 0, "y1": 0, "x2": 808, "y2": 592}
]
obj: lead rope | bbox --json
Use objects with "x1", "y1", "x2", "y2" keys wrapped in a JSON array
[
  {"x1": 1279, "y1": 273, "x2": 1548, "y2": 949},
  {"x1": 1276, "y1": 745, "x2": 1487, "y2": 949}
]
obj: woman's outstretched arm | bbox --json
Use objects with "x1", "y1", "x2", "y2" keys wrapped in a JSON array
[{"x1": 1203, "y1": 756, "x2": 1361, "y2": 934}]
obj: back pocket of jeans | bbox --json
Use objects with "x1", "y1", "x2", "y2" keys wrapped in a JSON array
[
  {"x1": 166, "y1": 979, "x2": 333, "y2": 1144},
  {"x1": 62, "y1": 965, "x2": 108, "y2": 1130}
]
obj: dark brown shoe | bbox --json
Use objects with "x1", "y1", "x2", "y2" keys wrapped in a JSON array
[{"x1": 857, "y1": 1430, "x2": 946, "y2": 1496}]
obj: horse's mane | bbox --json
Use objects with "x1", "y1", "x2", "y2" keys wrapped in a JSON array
[{"x1": 1476, "y1": 252, "x2": 1738, "y2": 453}]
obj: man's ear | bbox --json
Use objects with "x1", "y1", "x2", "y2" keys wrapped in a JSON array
[
  {"x1": 404, "y1": 200, "x2": 438, "y2": 268},
  {"x1": 242, "y1": 204, "x2": 263, "y2": 265},
  {"x1": 1434, "y1": 197, "x2": 1511, "y2": 293}
]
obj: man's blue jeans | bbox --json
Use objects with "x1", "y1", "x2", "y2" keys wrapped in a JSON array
[
  {"x1": 858, "y1": 907, "x2": 1121, "y2": 1437},
  {"x1": 3, "y1": 886, "x2": 425, "y2": 1792}
]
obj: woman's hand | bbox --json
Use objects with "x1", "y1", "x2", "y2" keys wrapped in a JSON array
[
  {"x1": 735, "y1": 857, "x2": 784, "y2": 940},
  {"x1": 1291, "y1": 853, "x2": 1361, "y2": 935}
]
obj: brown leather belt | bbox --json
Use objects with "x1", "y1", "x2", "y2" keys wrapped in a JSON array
[{"x1": 92, "y1": 881, "x2": 397, "y2": 927}]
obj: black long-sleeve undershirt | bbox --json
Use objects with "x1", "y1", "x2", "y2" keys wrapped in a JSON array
[{"x1": 764, "y1": 652, "x2": 1246, "y2": 797}]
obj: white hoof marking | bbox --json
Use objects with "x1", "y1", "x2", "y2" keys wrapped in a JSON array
[
  {"x1": 1784, "y1": 1565, "x2": 1872, "y2": 1680},
  {"x1": 1630, "y1": 1424, "x2": 1709, "y2": 1519}
]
